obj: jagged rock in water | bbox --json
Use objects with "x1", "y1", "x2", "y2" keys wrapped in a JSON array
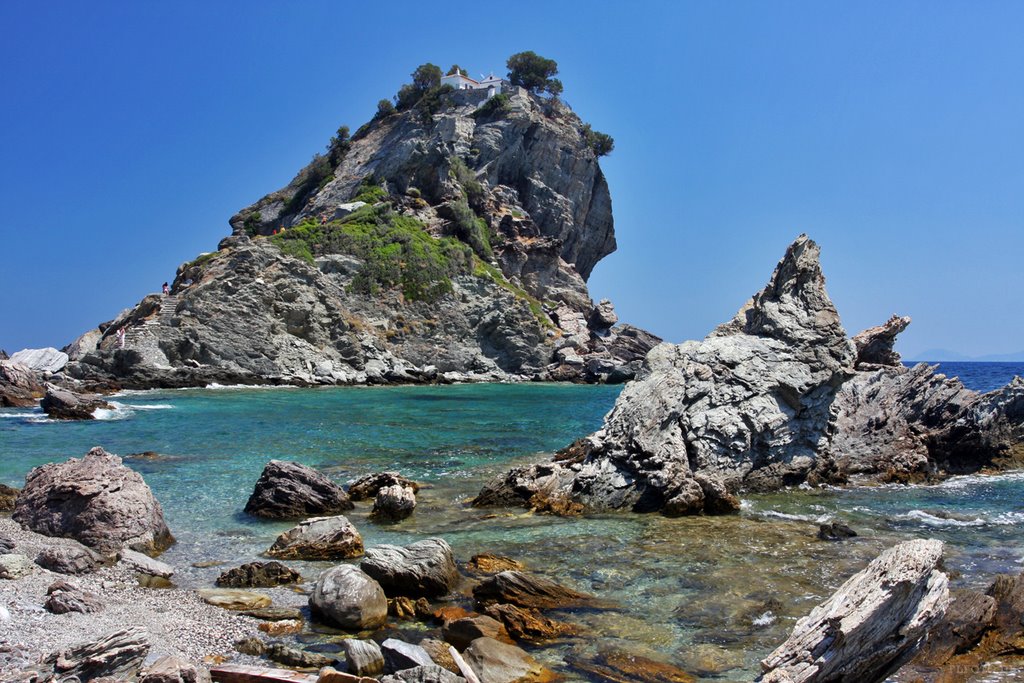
[
  {"x1": 139, "y1": 655, "x2": 211, "y2": 683},
  {"x1": 244, "y1": 460, "x2": 353, "y2": 519},
  {"x1": 817, "y1": 521, "x2": 857, "y2": 541},
  {"x1": 568, "y1": 648, "x2": 697, "y2": 683},
  {"x1": 9, "y1": 347, "x2": 69, "y2": 374},
  {"x1": 483, "y1": 603, "x2": 578, "y2": 643},
  {"x1": 62, "y1": 82, "x2": 662, "y2": 389},
  {"x1": 360, "y1": 538, "x2": 458, "y2": 598},
  {"x1": 759, "y1": 539, "x2": 950, "y2": 683},
  {"x1": 40, "y1": 384, "x2": 113, "y2": 420},
  {"x1": 41, "y1": 629, "x2": 150, "y2": 681},
  {"x1": 348, "y1": 471, "x2": 420, "y2": 501},
  {"x1": 0, "y1": 360, "x2": 45, "y2": 407},
  {"x1": 34, "y1": 541, "x2": 106, "y2": 575},
  {"x1": 266, "y1": 515, "x2": 364, "y2": 560},
  {"x1": 309, "y1": 564, "x2": 388, "y2": 630},
  {"x1": 476, "y1": 235, "x2": 854, "y2": 515},
  {"x1": 472, "y1": 570, "x2": 594, "y2": 610},
  {"x1": 45, "y1": 579, "x2": 104, "y2": 614},
  {"x1": 215, "y1": 561, "x2": 300, "y2": 588},
  {"x1": 371, "y1": 484, "x2": 417, "y2": 521},
  {"x1": 465, "y1": 553, "x2": 524, "y2": 576},
  {"x1": 13, "y1": 447, "x2": 174, "y2": 555},
  {"x1": 852, "y1": 314, "x2": 911, "y2": 367}
]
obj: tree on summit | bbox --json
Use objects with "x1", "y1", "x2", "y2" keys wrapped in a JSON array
[
  {"x1": 506, "y1": 51, "x2": 563, "y2": 97},
  {"x1": 447, "y1": 64, "x2": 466, "y2": 76}
]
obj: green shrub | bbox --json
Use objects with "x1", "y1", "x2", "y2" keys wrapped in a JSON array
[
  {"x1": 449, "y1": 157, "x2": 484, "y2": 204},
  {"x1": 582, "y1": 124, "x2": 614, "y2": 157},
  {"x1": 353, "y1": 176, "x2": 388, "y2": 204},
  {"x1": 449, "y1": 197, "x2": 492, "y2": 260},
  {"x1": 472, "y1": 92, "x2": 511, "y2": 119},
  {"x1": 243, "y1": 211, "x2": 262, "y2": 236},
  {"x1": 283, "y1": 153, "x2": 333, "y2": 216}
]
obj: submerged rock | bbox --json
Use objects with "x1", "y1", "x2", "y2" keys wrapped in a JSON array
[
  {"x1": 266, "y1": 514, "x2": 364, "y2": 560},
  {"x1": 817, "y1": 521, "x2": 857, "y2": 541},
  {"x1": 215, "y1": 561, "x2": 300, "y2": 588},
  {"x1": 13, "y1": 447, "x2": 174, "y2": 555},
  {"x1": 568, "y1": 648, "x2": 696, "y2": 683},
  {"x1": 759, "y1": 538, "x2": 949, "y2": 683},
  {"x1": 472, "y1": 570, "x2": 594, "y2": 610},
  {"x1": 483, "y1": 603, "x2": 578, "y2": 643},
  {"x1": 360, "y1": 538, "x2": 459, "y2": 598},
  {"x1": 465, "y1": 553, "x2": 524, "y2": 576},
  {"x1": 244, "y1": 459, "x2": 353, "y2": 519}
]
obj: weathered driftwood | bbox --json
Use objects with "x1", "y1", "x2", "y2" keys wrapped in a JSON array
[{"x1": 759, "y1": 538, "x2": 950, "y2": 683}]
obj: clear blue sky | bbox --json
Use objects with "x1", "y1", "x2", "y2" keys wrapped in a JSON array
[{"x1": 2, "y1": 1, "x2": 1022, "y2": 359}]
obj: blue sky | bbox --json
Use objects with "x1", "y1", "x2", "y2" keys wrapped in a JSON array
[{"x1": 1, "y1": 1, "x2": 1021, "y2": 359}]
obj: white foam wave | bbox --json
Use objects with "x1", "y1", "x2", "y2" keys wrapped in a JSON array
[
  {"x1": 752, "y1": 610, "x2": 776, "y2": 627},
  {"x1": 755, "y1": 509, "x2": 832, "y2": 524},
  {"x1": 204, "y1": 383, "x2": 298, "y2": 391},
  {"x1": 896, "y1": 509, "x2": 987, "y2": 527},
  {"x1": 937, "y1": 471, "x2": 1024, "y2": 490},
  {"x1": 92, "y1": 402, "x2": 134, "y2": 421},
  {"x1": 122, "y1": 403, "x2": 173, "y2": 410}
]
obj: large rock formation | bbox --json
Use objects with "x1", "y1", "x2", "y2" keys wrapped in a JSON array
[
  {"x1": 475, "y1": 236, "x2": 1024, "y2": 515},
  {"x1": 63, "y1": 78, "x2": 659, "y2": 389},
  {"x1": 760, "y1": 539, "x2": 949, "y2": 683},
  {"x1": 244, "y1": 459, "x2": 353, "y2": 519},
  {"x1": 0, "y1": 359, "x2": 45, "y2": 407},
  {"x1": 12, "y1": 447, "x2": 174, "y2": 555}
]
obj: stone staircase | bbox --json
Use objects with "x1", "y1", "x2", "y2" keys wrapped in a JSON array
[{"x1": 124, "y1": 294, "x2": 179, "y2": 351}]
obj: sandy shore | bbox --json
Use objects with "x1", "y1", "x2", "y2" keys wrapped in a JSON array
[{"x1": 0, "y1": 517, "x2": 280, "y2": 678}]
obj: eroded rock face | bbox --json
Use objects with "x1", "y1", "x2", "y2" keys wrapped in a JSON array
[
  {"x1": 13, "y1": 447, "x2": 174, "y2": 555},
  {"x1": 41, "y1": 629, "x2": 150, "y2": 682},
  {"x1": 244, "y1": 460, "x2": 353, "y2": 519},
  {"x1": 40, "y1": 384, "x2": 113, "y2": 420},
  {"x1": 852, "y1": 314, "x2": 911, "y2": 367},
  {"x1": 759, "y1": 539, "x2": 950, "y2": 683},
  {"x1": 63, "y1": 86, "x2": 659, "y2": 390},
  {"x1": 0, "y1": 360, "x2": 45, "y2": 407},
  {"x1": 10, "y1": 347, "x2": 69, "y2": 374}
]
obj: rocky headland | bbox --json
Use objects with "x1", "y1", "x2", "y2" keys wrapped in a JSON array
[
  {"x1": 33, "y1": 65, "x2": 659, "y2": 392},
  {"x1": 474, "y1": 235, "x2": 1024, "y2": 515}
]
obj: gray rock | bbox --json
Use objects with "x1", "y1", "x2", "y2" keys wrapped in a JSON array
[
  {"x1": 381, "y1": 638, "x2": 434, "y2": 673},
  {"x1": 120, "y1": 548, "x2": 174, "y2": 578},
  {"x1": 442, "y1": 614, "x2": 510, "y2": 650},
  {"x1": 266, "y1": 643, "x2": 337, "y2": 669},
  {"x1": 759, "y1": 539, "x2": 949, "y2": 683},
  {"x1": 309, "y1": 564, "x2": 387, "y2": 630},
  {"x1": 381, "y1": 665, "x2": 465, "y2": 683},
  {"x1": 215, "y1": 560, "x2": 299, "y2": 587},
  {"x1": 361, "y1": 538, "x2": 458, "y2": 598},
  {"x1": 852, "y1": 314, "x2": 911, "y2": 367},
  {"x1": 348, "y1": 471, "x2": 420, "y2": 501},
  {"x1": 588, "y1": 299, "x2": 618, "y2": 329},
  {"x1": 10, "y1": 347, "x2": 69, "y2": 374},
  {"x1": 139, "y1": 655, "x2": 211, "y2": 683},
  {"x1": 0, "y1": 535, "x2": 14, "y2": 554},
  {"x1": 266, "y1": 515, "x2": 364, "y2": 561},
  {"x1": 41, "y1": 629, "x2": 150, "y2": 681},
  {"x1": 462, "y1": 637, "x2": 552, "y2": 683},
  {"x1": 371, "y1": 484, "x2": 416, "y2": 521},
  {"x1": 40, "y1": 384, "x2": 114, "y2": 420},
  {"x1": 244, "y1": 459, "x2": 353, "y2": 519},
  {"x1": 340, "y1": 639, "x2": 384, "y2": 676},
  {"x1": 45, "y1": 579, "x2": 104, "y2": 614},
  {"x1": 35, "y1": 542, "x2": 105, "y2": 574},
  {"x1": 0, "y1": 554, "x2": 34, "y2": 579},
  {"x1": 13, "y1": 447, "x2": 175, "y2": 555}
]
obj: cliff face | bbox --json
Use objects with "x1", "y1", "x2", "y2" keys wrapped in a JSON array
[{"x1": 66, "y1": 85, "x2": 658, "y2": 387}]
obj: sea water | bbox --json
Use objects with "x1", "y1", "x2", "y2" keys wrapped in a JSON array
[{"x1": 1, "y1": 363, "x2": 1021, "y2": 680}]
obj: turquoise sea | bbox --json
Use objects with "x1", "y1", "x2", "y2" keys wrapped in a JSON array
[{"x1": 1, "y1": 362, "x2": 1022, "y2": 680}]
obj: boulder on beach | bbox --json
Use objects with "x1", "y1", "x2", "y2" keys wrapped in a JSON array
[
  {"x1": 341, "y1": 639, "x2": 385, "y2": 676},
  {"x1": 360, "y1": 538, "x2": 459, "y2": 598},
  {"x1": 759, "y1": 538, "x2": 950, "y2": 683},
  {"x1": 35, "y1": 541, "x2": 106, "y2": 575},
  {"x1": 215, "y1": 561, "x2": 300, "y2": 588},
  {"x1": 139, "y1": 655, "x2": 211, "y2": 683},
  {"x1": 120, "y1": 548, "x2": 175, "y2": 579},
  {"x1": 371, "y1": 484, "x2": 417, "y2": 521},
  {"x1": 12, "y1": 447, "x2": 174, "y2": 555},
  {"x1": 41, "y1": 629, "x2": 150, "y2": 682},
  {"x1": 348, "y1": 471, "x2": 420, "y2": 501},
  {"x1": 266, "y1": 515, "x2": 364, "y2": 560},
  {"x1": 45, "y1": 578, "x2": 104, "y2": 614},
  {"x1": 0, "y1": 553, "x2": 34, "y2": 579},
  {"x1": 309, "y1": 564, "x2": 388, "y2": 630},
  {"x1": 0, "y1": 484, "x2": 19, "y2": 511},
  {"x1": 40, "y1": 384, "x2": 114, "y2": 420},
  {"x1": 196, "y1": 588, "x2": 272, "y2": 611},
  {"x1": 381, "y1": 638, "x2": 435, "y2": 673},
  {"x1": 244, "y1": 460, "x2": 353, "y2": 519}
]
